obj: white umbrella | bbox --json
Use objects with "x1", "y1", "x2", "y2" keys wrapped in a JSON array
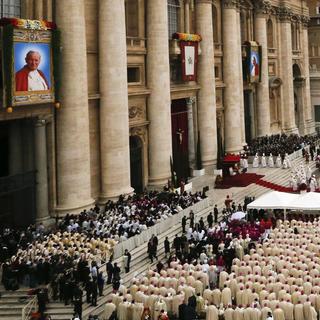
[{"x1": 230, "y1": 211, "x2": 246, "y2": 220}]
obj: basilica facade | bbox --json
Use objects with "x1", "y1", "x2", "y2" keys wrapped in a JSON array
[{"x1": 0, "y1": 0, "x2": 315, "y2": 226}]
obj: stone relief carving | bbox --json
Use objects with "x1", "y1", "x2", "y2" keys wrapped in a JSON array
[{"x1": 129, "y1": 106, "x2": 146, "y2": 121}]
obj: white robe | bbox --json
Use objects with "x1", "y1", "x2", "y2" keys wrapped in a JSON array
[
  {"x1": 268, "y1": 155, "x2": 274, "y2": 168},
  {"x1": 261, "y1": 155, "x2": 267, "y2": 168},
  {"x1": 253, "y1": 155, "x2": 260, "y2": 168},
  {"x1": 276, "y1": 156, "x2": 282, "y2": 168}
]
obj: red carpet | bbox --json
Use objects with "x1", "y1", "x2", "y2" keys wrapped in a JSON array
[
  {"x1": 215, "y1": 173, "x2": 264, "y2": 189},
  {"x1": 255, "y1": 179, "x2": 320, "y2": 193},
  {"x1": 255, "y1": 179, "x2": 294, "y2": 193}
]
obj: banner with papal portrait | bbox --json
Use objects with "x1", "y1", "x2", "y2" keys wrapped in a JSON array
[
  {"x1": 245, "y1": 41, "x2": 262, "y2": 84},
  {"x1": 0, "y1": 18, "x2": 60, "y2": 108}
]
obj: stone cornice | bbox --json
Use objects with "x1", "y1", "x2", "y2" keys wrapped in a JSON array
[
  {"x1": 254, "y1": 0, "x2": 272, "y2": 15},
  {"x1": 222, "y1": 0, "x2": 238, "y2": 10}
]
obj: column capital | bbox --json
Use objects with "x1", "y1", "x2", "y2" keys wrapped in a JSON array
[
  {"x1": 186, "y1": 96, "x2": 196, "y2": 106},
  {"x1": 34, "y1": 118, "x2": 47, "y2": 127},
  {"x1": 254, "y1": 0, "x2": 272, "y2": 16},
  {"x1": 222, "y1": 0, "x2": 238, "y2": 10},
  {"x1": 300, "y1": 15, "x2": 310, "y2": 29},
  {"x1": 276, "y1": 6, "x2": 293, "y2": 22}
]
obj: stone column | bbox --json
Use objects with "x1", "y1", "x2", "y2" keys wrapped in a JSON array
[
  {"x1": 185, "y1": 0, "x2": 190, "y2": 33},
  {"x1": 196, "y1": 0, "x2": 217, "y2": 168},
  {"x1": 9, "y1": 121, "x2": 23, "y2": 175},
  {"x1": 34, "y1": 119, "x2": 50, "y2": 224},
  {"x1": 147, "y1": 0, "x2": 172, "y2": 186},
  {"x1": 278, "y1": 6, "x2": 298, "y2": 133},
  {"x1": 55, "y1": 0, "x2": 94, "y2": 214},
  {"x1": 222, "y1": 0, "x2": 243, "y2": 153},
  {"x1": 98, "y1": 0, "x2": 133, "y2": 201},
  {"x1": 22, "y1": 0, "x2": 33, "y2": 19},
  {"x1": 236, "y1": 9, "x2": 246, "y2": 145},
  {"x1": 187, "y1": 97, "x2": 196, "y2": 169},
  {"x1": 254, "y1": 1, "x2": 271, "y2": 136},
  {"x1": 34, "y1": 0, "x2": 43, "y2": 20},
  {"x1": 301, "y1": 16, "x2": 315, "y2": 134},
  {"x1": 44, "y1": 0, "x2": 53, "y2": 21}
]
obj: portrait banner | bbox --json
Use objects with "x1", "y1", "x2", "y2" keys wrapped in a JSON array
[
  {"x1": 246, "y1": 41, "x2": 262, "y2": 84},
  {"x1": 1, "y1": 18, "x2": 59, "y2": 108},
  {"x1": 180, "y1": 41, "x2": 198, "y2": 82}
]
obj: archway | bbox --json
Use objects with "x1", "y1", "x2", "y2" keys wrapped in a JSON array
[
  {"x1": 171, "y1": 99, "x2": 189, "y2": 183},
  {"x1": 130, "y1": 135, "x2": 143, "y2": 194},
  {"x1": 0, "y1": 120, "x2": 36, "y2": 228},
  {"x1": 293, "y1": 63, "x2": 305, "y2": 133}
]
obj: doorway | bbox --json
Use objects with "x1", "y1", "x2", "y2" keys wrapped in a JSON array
[
  {"x1": 0, "y1": 120, "x2": 36, "y2": 228},
  {"x1": 130, "y1": 135, "x2": 143, "y2": 193},
  {"x1": 171, "y1": 99, "x2": 189, "y2": 182},
  {"x1": 244, "y1": 90, "x2": 253, "y2": 143}
]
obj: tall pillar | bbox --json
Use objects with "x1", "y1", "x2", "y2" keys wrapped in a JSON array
[
  {"x1": 196, "y1": 0, "x2": 217, "y2": 168},
  {"x1": 147, "y1": 0, "x2": 172, "y2": 186},
  {"x1": 301, "y1": 16, "x2": 315, "y2": 134},
  {"x1": 187, "y1": 97, "x2": 196, "y2": 169},
  {"x1": 55, "y1": 0, "x2": 94, "y2": 214},
  {"x1": 254, "y1": 1, "x2": 271, "y2": 136},
  {"x1": 34, "y1": 0, "x2": 43, "y2": 20},
  {"x1": 98, "y1": 0, "x2": 133, "y2": 200},
  {"x1": 185, "y1": 0, "x2": 190, "y2": 33},
  {"x1": 236, "y1": 9, "x2": 246, "y2": 145},
  {"x1": 278, "y1": 6, "x2": 298, "y2": 133},
  {"x1": 222, "y1": 0, "x2": 243, "y2": 153},
  {"x1": 44, "y1": 0, "x2": 53, "y2": 21},
  {"x1": 34, "y1": 119, "x2": 50, "y2": 224},
  {"x1": 9, "y1": 121, "x2": 23, "y2": 175}
]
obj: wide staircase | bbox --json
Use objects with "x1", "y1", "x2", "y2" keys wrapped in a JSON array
[{"x1": 0, "y1": 155, "x2": 315, "y2": 320}]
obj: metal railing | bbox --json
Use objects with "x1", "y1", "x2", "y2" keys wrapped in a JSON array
[{"x1": 21, "y1": 295, "x2": 37, "y2": 320}]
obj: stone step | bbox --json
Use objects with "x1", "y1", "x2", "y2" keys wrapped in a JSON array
[
  {"x1": 0, "y1": 316, "x2": 23, "y2": 320},
  {"x1": 0, "y1": 309, "x2": 23, "y2": 316}
]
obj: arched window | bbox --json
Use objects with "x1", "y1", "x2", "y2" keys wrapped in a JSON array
[
  {"x1": 125, "y1": 0, "x2": 139, "y2": 37},
  {"x1": 0, "y1": 0, "x2": 21, "y2": 18},
  {"x1": 267, "y1": 19, "x2": 274, "y2": 48},
  {"x1": 168, "y1": 0, "x2": 180, "y2": 38}
]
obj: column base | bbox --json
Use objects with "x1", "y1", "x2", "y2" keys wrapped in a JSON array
[
  {"x1": 55, "y1": 198, "x2": 96, "y2": 216},
  {"x1": 305, "y1": 119, "x2": 316, "y2": 135},
  {"x1": 225, "y1": 146, "x2": 243, "y2": 154},
  {"x1": 202, "y1": 159, "x2": 217, "y2": 175},
  {"x1": 36, "y1": 215, "x2": 55, "y2": 227},
  {"x1": 148, "y1": 173, "x2": 171, "y2": 188},
  {"x1": 99, "y1": 186, "x2": 134, "y2": 204},
  {"x1": 283, "y1": 126, "x2": 299, "y2": 135}
]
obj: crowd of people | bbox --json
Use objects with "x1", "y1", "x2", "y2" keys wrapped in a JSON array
[
  {"x1": 0, "y1": 189, "x2": 207, "y2": 319},
  {"x1": 100, "y1": 197, "x2": 278, "y2": 320},
  {"x1": 247, "y1": 133, "x2": 319, "y2": 157},
  {"x1": 100, "y1": 210, "x2": 320, "y2": 320},
  {"x1": 289, "y1": 164, "x2": 319, "y2": 192}
]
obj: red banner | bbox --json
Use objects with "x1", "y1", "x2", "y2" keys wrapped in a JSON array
[{"x1": 180, "y1": 41, "x2": 198, "y2": 82}]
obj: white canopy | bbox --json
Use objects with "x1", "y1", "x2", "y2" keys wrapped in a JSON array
[
  {"x1": 291, "y1": 192, "x2": 320, "y2": 210},
  {"x1": 247, "y1": 191, "x2": 297, "y2": 210}
]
